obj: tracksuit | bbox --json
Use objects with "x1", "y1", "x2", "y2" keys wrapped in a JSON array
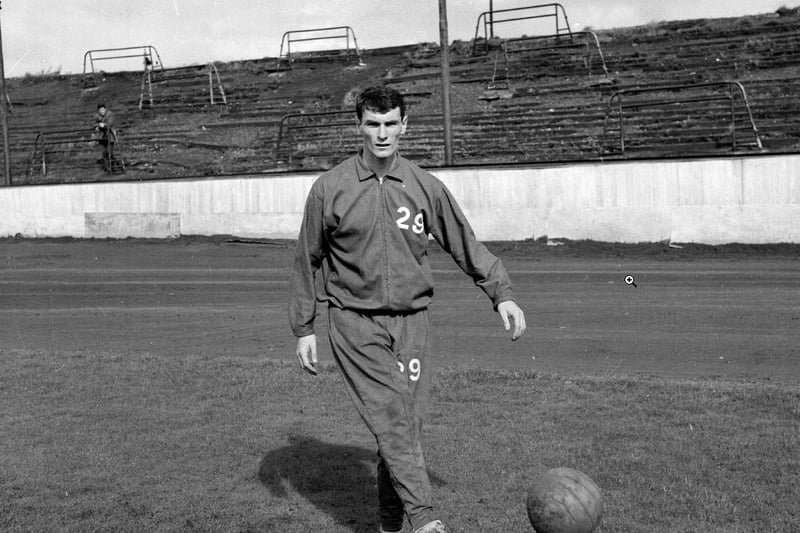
[{"x1": 288, "y1": 151, "x2": 515, "y2": 531}]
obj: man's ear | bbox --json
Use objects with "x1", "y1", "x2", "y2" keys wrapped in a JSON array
[{"x1": 401, "y1": 115, "x2": 408, "y2": 134}]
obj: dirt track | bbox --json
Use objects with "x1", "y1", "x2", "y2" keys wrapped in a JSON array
[{"x1": 1, "y1": 237, "x2": 798, "y2": 384}]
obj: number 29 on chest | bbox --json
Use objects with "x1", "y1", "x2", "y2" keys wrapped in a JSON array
[{"x1": 396, "y1": 206, "x2": 425, "y2": 234}]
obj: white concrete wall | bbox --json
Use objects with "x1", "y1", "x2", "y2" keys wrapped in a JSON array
[
  {"x1": 1, "y1": 155, "x2": 798, "y2": 243},
  {"x1": 435, "y1": 155, "x2": 800, "y2": 244}
]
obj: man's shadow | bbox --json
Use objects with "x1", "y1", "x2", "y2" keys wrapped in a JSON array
[{"x1": 258, "y1": 433, "x2": 445, "y2": 533}]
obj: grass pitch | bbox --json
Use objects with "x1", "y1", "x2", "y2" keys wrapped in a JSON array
[{"x1": 1, "y1": 349, "x2": 798, "y2": 532}]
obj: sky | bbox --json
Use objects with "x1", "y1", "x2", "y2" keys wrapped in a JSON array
[{"x1": 2, "y1": 0, "x2": 795, "y2": 77}]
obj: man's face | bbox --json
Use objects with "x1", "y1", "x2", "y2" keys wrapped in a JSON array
[
  {"x1": 358, "y1": 107, "x2": 407, "y2": 162},
  {"x1": 98, "y1": 107, "x2": 106, "y2": 117}
]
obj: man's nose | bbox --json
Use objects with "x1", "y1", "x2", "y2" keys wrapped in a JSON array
[{"x1": 377, "y1": 125, "x2": 387, "y2": 139}]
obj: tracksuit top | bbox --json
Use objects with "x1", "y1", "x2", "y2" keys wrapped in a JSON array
[{"x1": 288, "y1": 152, "x2": 515, "y2": 338}]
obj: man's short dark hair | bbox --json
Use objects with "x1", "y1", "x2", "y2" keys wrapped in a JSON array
[{"x1": 356, "y1": 86, "x2": 405, "y2": 121}]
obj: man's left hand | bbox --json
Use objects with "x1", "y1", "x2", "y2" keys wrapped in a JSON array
[{"x1": 497, "y1": 300, "x2": 526, "y2": 341}]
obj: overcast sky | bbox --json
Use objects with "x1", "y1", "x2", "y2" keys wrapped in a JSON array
[{"x1": 2, "y1": 0, "x2": 794, "y2": 76}]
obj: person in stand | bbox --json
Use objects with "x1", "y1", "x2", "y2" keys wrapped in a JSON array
[
  {"x1": 93, "y1": 103, "x2": 116, "y2": 167},
  {"x1": 288, "y1": 86, "x2": 526, "y2": 533}
]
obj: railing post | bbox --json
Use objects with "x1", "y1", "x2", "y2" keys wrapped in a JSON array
[
  {"x1": 28, "y1": 133, "x2": 43, "y2": 178},
  {"x1": 139, "y1": 70, "x2": 153, "y2": 110},
  {"x1": 209, "y1": 70, "x2": 214, "y2": 106},
  {"x1": 732, "y1": 81, "x2": 762, "y2": 150},
  {"x1": 557, "y1": 3, "x2": 572, "y2": 35},
  {"x1": 217, "y1": 68, "x2": 227, "y2": 105},
  {"x1": 587, "y1": 31, "x2": 609, "y2": 77},
  {"x1": 40, "y1": 133, "x2": 47, "y2": 176},
  {"x1": 617, "y1": 93, "x2": 625, "y2": 155},
  {"x1": 729, "y1": 83, "x2": 736, "y2": 151},
  {"x1": 276, "y1": 115, "x2": 290, "y2": 157},
  {"x1": 554, "y1": 3, "x2": 560, "y2": 35}
]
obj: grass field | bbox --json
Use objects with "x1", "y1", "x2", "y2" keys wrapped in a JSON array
[
  {"x1": 2, "y1": 349, "x2": 798, "y2": 532},
  {"x1": 1, "y1": 237, "x2": 799, "y2": 531}
]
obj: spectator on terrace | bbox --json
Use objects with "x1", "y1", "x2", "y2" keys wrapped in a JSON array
[{"x1": 93, "y1": 103, "x2": 117, "y2": 165}]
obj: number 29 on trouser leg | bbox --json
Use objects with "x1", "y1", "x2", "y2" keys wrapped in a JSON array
[{"x1": 397, "y1": 357, "x2": 422, "y2": 382}]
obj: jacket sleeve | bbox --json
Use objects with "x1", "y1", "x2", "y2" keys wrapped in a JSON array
[
  {"x1": 430, "y1": 184, "x2": 515, "y2": 309},
  {"x1": 288, "y1": 184, "x2": 326, "y2": 337}
]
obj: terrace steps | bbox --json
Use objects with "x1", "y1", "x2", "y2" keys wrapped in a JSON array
[{"x1": 2, "y1": 8, "x2": 799, "y2": 184}]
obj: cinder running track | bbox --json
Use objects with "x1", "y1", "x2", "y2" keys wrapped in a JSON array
[{"x1": 1, "y1": 237, "x2": 798, "y2": 384}]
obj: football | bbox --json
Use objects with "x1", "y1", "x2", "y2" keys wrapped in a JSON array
[{"x1": 526, "y1": 467, "x2": 604, "y2": 533}]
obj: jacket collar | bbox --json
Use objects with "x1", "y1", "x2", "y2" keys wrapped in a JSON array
[{"x1": 355, "y1": 151, "x2": 410, "y2": 182}]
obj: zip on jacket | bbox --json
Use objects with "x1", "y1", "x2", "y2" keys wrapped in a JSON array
[{"x1": 288, "y1": 152, "x2": 515, "y2": 337}]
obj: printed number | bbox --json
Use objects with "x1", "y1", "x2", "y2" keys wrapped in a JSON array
[
  {"x1": 413, "y1": 214, "x2": 424, "y2": 234},
  {"x1": 397, "y1": 358, "x2": 422, "y2": 381},
  {"x1": 396, "y1": 207, "x2": 425, "y2": 234},
  {"x1": 408, "y1": 359, "x2": 421, "y2": 381}
]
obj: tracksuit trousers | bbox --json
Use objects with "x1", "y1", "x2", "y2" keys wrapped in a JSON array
[{"x1": 327, "y1": 305, "x2": 436, "y2": 532}]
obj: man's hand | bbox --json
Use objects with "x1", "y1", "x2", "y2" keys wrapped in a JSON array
[
  {"x1": 295, "y1": 334, "x2": 318, "y2": 375},
  {"x1": 497, "y1": 300, "x2": 526, "y2": 341}
]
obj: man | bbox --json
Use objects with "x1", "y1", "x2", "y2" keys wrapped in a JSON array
[
  {"x1": 93, "y1": 103, "x2": 116, "y2": 166},
  {"x1": 288, "y1": 86, "x2": 526, "y2": 533}
]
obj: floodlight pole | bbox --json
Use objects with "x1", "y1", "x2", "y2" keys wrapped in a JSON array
[
  {"x1": 438, "y1": 0, "x2": 454, "y2": 166},
  {"x1": 0, "y1": 1, "x2": 10, "y2": 186},
  {"x1": 489, "y1": 0, "x2": 494, "y2": 38}
]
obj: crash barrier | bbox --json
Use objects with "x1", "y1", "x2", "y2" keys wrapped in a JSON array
[
  {"x1": 277, "y1": 26, "x2": 363, "y2": 67},
  {"x1": 601, "y1": 82, "x2": 763, "y2": 157},
  {"x1": 28, "y1": 129, "x2": 123, "y2": 176},
  {"x1": 472, "y1": 3, "x2": 571, "y2": 55},
  {"x1": 139, "y1": 63, "x2": 227, "y2": 110},
  {"x1": 275, "y1": 110, "x2": 356, "y2": 165},
  {"x1": 83, "y1": 45, "x2": 163, "y2": 75},
  {"x1": 483, "y1": 30, "x2": 609, "y2": 84}
]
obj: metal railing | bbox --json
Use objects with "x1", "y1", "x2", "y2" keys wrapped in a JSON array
[
  {"x1": 207, "y1": 63, "x2": 227, "y2": 106},
  {"x1": 276, "y1": 110, "x2": 355, "y2": 165},
  {"x1": 138, "y1": 62, "x2": 227, "y2": 110},
  {"x1": 493, "y1": 30, "x2": 609, "y2": 79},
  {"x1": 487, "y1": 41, "x2": 511, "y2": 91},
  {"x1": 28, "y1": 128, "x2": 122, "y2": 176},
  {"x1": 601, "y1": 81, "x2": 763, "y2": 156},
  {"x1": 473, "y1": 3, "x2": 571, "y2": 55},
  {"x1": 277, "y1": 26, "x2": 363, "y2": 67},
  {"x1": 83, "y1": 45, "x2": 163, "y2": 75},
  {"x1": 139, "y1": 70, "x2": 153, "y2": 110}
]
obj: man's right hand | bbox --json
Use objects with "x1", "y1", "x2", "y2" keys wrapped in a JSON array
[{"x1": 295, "y1": 334, "x2": 318, "y2": 375}]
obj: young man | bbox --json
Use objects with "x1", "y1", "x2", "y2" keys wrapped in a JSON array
[
  {"x1": 93, "y1": 103, "x2": 116, "y2": 166},
  {"x1": 288, "y1": 86, "x2": 526, "y2": 533}
]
